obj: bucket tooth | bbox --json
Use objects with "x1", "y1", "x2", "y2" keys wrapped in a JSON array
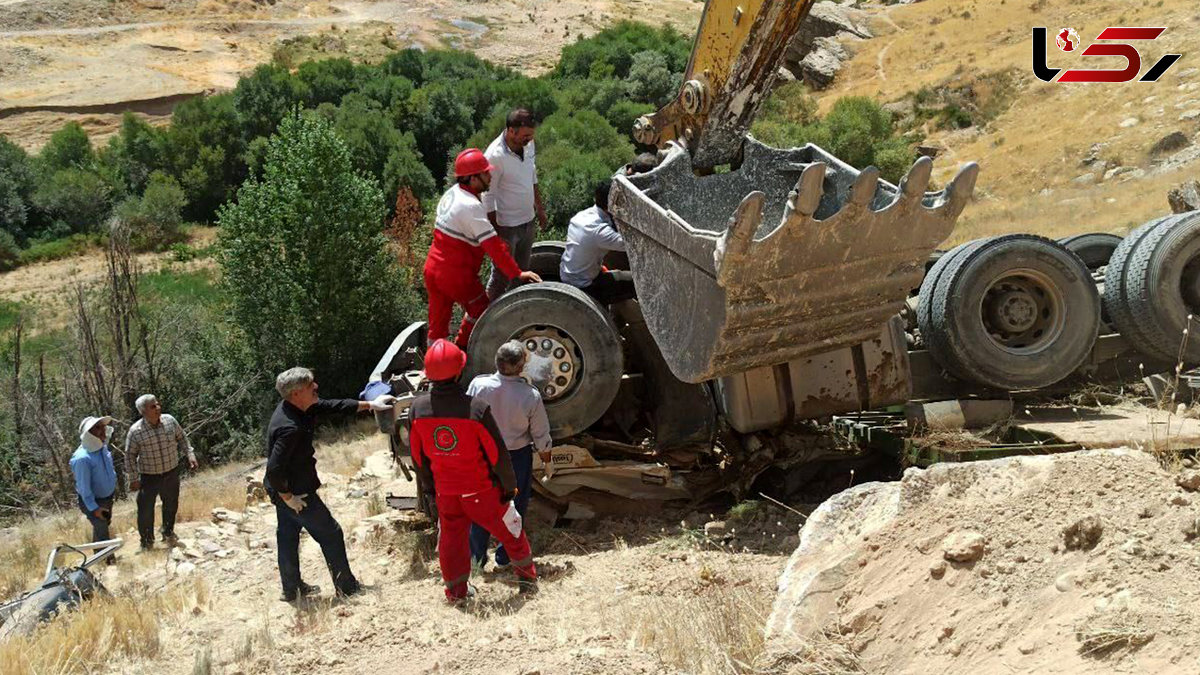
[
  {"x1": 609, "y1": 139, "x2": 978, "y2": 383},
  {"x1": 788, "y1": 162, "x2": 826, "y2": 221},
  {"x1": 849, "y1": 167, "x2": 880, "y2": 208},
  {"x1": 940, "y1": 162, "x2": 980, "y2": 220},
  {"x1": 899, "y1": 156, "x2": 933, "y2": 203},
  {"x1": 715, "y1": 191, "x2": 765, "y2": 285}
]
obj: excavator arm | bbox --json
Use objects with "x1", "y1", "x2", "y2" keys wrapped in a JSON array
[{"x1": 633, "y1": 0, "x2": 816, "y2": 169}]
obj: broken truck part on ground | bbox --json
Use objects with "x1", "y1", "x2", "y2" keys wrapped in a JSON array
[{"x1": 364, "y1": 0, "x2": 1200, "y2": 515}]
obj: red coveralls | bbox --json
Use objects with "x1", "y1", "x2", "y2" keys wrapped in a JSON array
[
  {"x1": 409, "y1": 380, "x2": 537, "y2": 600},
  {"x1": 424, "y1": 184, "x2": 523, "y2": 348}
]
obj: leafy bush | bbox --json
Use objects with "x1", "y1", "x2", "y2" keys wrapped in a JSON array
[
  {"x1": 38, "y1": 122, "x2": 94, "y2": 172},
  {"x1": 752, "y1": 92, "x2": 918, "y2": 183},
  {"x1": 0, "y1": 170, "x2": 27, "y2": 241},
  {"x1": 0, "y1": 230, "x2": 18, "y2": 272},
  {"x1": 539, "y1": 155, "x2": 618, "y2": 237},
  {"x1": 556, "y1": 21, "x2": 690, "y2": 80},
  {"x1": 218, "y1": 114, "x2": 420, "y2": 395},
  {"x1": 101, "y1": 113, "x2": 167, "y2": 195},
  {"x1": 17, "y1": 233, "x2": 102, "y2": 265},
  {"x1": 30, "y1": 168, "x2": 112, "y2": 233},
  {"x1": 164, "y1": 94, "x2": 246, "y2": 222},
  {"x1": 233, "y1": 64, "x2": 310, "y2": 142},
  {"x1": 625, "y1": 50, "x2": 679, "y2": 107},
  {"x1": 115, "y1": 171, "x2": 187, "y2": 250}
]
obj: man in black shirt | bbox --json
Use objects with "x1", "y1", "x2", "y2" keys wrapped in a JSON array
[{"x1": 265, "y1": 366, "x2": 395, "y2": 602}]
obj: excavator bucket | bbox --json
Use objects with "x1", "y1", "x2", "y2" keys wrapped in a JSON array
[{"x1": 608, "y1": 138, "x2": 979, "y2": 384}]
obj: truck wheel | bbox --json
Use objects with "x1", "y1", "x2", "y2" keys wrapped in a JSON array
[
  {"x1": 1058, "y1": 233, "x2": 1123, "y2": 271},
  {"x1": 529, "y1": 241, "x2": 565, "y2": 283},
  {"x1": 466, "y1": 282, "x2": 623, "y2": 438},
  {"x1": 1106, "y1": 212, "x2": 1200, "y2": 364},
  {"x1": 1102, "y1": 215, "x2": 1184, "y2": 362},
  {"x1": 917, "y1": 237, "x2": 994, "y2": 362},
  {"x1": 923, "y1": 234, "x2": 1100, "y2": 390}
]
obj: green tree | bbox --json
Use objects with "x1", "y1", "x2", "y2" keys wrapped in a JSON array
[
  {"x1": 31, "y1": 168, "x2": 112, "y2": 233},
  {"x1": 539, "y1": 155, "x2": 616, "y2": 235},
  {"x1": 556, "y1": 21, "x2": 691, "y2": 80},
  {"x1": 0, "y1": 170, "x2": 28, "y2": 241},
  {"x1": 102, "y1": 113, "x2": 167, "y2": 195},
  {"x1": 625, "y1": 50, "x2": 678, "y2": 107},
  {"x1": 407, "y1": 84, "x2": 474, "y2": 183},
  {"x1": 164, "y1": 94, "x2": 246, "y2": 222},
  {"x1": 297, "y1": 58, "x2": 359, "y2": 107},
  {"x1": 233, "y1": 64, "x2": 310, "y2": 141},
  {"x1": 115, "y1": 171, "x2": 187, "y2": 250},
  {"x1": 217, "y1": 114, "x2": 418, "y2": 395},
  {"x1": 39, "y1": 123, "x2": 94, "y2": 172},
  {"x1": 321, "y1": 94, "x2": 435, "y2": 202}
]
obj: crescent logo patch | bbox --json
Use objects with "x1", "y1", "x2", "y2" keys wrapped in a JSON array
[{"x1": 433, "y1": 426, "x2": 459, "y2": 453}]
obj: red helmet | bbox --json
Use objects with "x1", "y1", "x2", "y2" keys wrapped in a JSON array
[
  {"x1": 424, "y1": 339, "x2": 467, "y2": 381},
  {"x1": 454, "y1": 148, "x2": 493, "y2": 178}
]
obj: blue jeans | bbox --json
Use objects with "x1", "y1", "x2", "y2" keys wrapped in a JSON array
[
  {"x1": 470, "y1": 445, "x2": 533, "y2": 565},
  {"x1": 270, "y1": 490, "x2": 358, "y2": 596}
]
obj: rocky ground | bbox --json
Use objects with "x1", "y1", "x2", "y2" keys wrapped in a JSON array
[{"x1": 768, "y1": 448, "x2": 1200, "y2": 674}]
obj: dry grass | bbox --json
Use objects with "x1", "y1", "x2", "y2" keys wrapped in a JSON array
[
  {"x1": 175, "y1": 471, "x2": 253, "y2": 524},
  {"x1": 757, "y1": 632, "x2": 865, "y2": 675},
  {"x1": 316, "y1": 420, "x2": 385, "y2": 477},
  {"x1": 819, "y1": 0, "x2": 1199, "y2": 243},
  {"x1": 0, "y1": 576, "x2": 210, "y2": 675},
  {"x1": 1075, "y1": 608, "x2": 1155, "y2": 656},
  {"x1": 621, "y1": 584, "x2": 771, "y2": 675},
  {"x1": 0, "y1": 513, "x2": 90, "y2": 600}
]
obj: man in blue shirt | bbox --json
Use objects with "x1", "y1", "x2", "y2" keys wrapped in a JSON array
[{"x1": 70, "y1": 415, "x2": 119, "y2": 547}]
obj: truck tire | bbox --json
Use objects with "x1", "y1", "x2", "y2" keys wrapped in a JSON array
[
  {"x1": 1102, "y1": 215, "x2": 1184, "y2": 362},
  {"x1": 923, "y1": 234, "x2": 1100, "y2": 390},
  {"x1": 1058, "y1": 233, "x2": 1123, "y2": 271},
  {"x1": 529, "y1": 241, "x2": 565, "y2": 283},
  {"x1": 466, "y1": 282, "x2": 623, "y2": 438},
  {"x1": 1106, "y1": 212, "x2": 1200, "y2": 364},
  {"x1": 917, "y1": 237, "x2": 994, "y2": 363}
]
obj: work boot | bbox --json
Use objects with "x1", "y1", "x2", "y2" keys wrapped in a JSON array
[
  {"x1": 517, "y1": 578, "x2": 538, "y2": 596},
  {"x1": 336, "y1": 581, "x2": 365, "y2": 599},
  {"x1": 162, "y1": 532, "x2": 179, "y2": 548},
  {"x1": 280, "y1": 581, "x2": 321, "y2": 603}
]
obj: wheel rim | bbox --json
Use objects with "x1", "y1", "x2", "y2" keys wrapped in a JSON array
[
  {"x1": 979, "y1": 268, "x2": 1066, "y2": 354},
  {"x1": 513, "y1": 326, "x2": 582, "y2": 402}
]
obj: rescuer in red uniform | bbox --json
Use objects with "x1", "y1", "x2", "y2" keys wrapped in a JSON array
[
  {"x1": 424, "y1": 149, "x2": 541, "y2": 348},
  {"x1": 409, "y1": 339, "x2": 539, "y2": 601}
]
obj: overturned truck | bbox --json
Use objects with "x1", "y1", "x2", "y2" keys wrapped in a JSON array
[{"x1": 367, "y1": 0, "x2": 1200, "y2": 513}]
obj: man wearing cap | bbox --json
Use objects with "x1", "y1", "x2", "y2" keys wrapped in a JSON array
[
  {"x1": 425, "y1": 147, "x2": 541, "y2": 348},
  {"x1": 484, "y1": 108, "x2": 548, "y2": 300},
  {"x1": 126, "y1": 394, "x2": 197, "y2": 550},
  {"x1": 409, "y1": 339, "x2": 539, "y2": 601},
  {"x1": 71, "y1": 416, "x2": 119, "y2": 547},
  {"x1": 466, "y1": 340, "x2": 551, "y2": 570},
  {"x1": 266, "y1": 367, "x2": 397, "y2": 602}
]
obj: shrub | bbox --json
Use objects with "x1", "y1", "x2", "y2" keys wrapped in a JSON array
[
  {"x1": 625, "y1": 50, "x2": 679, "y2": 107},
  {"x1": 0, "y1": 170, "x2": 27, "y2": 241},
  {"x1": 116, "y1": 171, "x2": 187, "y2": 250},
  {"x1": 164, "y1": 94, "x2": 246, "y2": 222},
  {"x1": 233, "y1": 64, "x2": 310, "y2": 141},
  {"x1": 101, "y1": 113, "x2": 167, "y2": 195},
  {"x1": 0, "y1": 230, "x2": 18, "y2": 271},
  {"x1": 30, "y1": 168, "x2": 112, "y2": 233},
  {"x1": 539, "y1": 154, "x2": 617, "y2": 235},
  {"x1": 217, "y1": 114, "x2": 420, "y2": 395},
  {"x1": 556, "y1": 21, "x2": 691, "y2": 80},
  {"x1": 38, "y1": 122, "x2": 94, "y2": 172}
]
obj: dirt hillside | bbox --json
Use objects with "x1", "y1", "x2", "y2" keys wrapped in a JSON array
[
  {"x1": 817, "y1": 0, "x2": 1200, "y2": 242},
  {"x1": 0, "y1": 0, "x2": 700, "y2": 150}
]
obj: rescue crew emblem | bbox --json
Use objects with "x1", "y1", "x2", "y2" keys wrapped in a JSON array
[{"x1": 433, "y1": 425, "x2": 459, "y2": 452}]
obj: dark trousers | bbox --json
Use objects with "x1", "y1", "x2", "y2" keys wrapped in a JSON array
[
  {"x1": 470, "y1": 445, "x2": 533, "y2": 565},
  {"x1": 136, "y1": 467, "x2": 180, "y2": 546},
  {"x1": 486, "y1": 220, "x2": 536, "y2": 300},
  {"x1": 270, "y1": 490, "x2": 359, "y2": 595},
  {"x1": 582, "y1": 270, "x2": 636, "y2": 305},
  {"x1": 77, "y1": 494, "x2": 114, "y2": 543}
]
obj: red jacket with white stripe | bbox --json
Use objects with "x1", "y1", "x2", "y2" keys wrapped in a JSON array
[
  {"x1": 409, "y1": 381, "x2": 517, "y2": 497},
  {"x1": 426, "y1": 184, "x2": 521, "y2": 280}
]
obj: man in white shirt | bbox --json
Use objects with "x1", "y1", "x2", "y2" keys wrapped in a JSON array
[
  {"x1": 559, "y1": 179, "x2": 636, "y2": 305},
  {"x1": 484, "y1": 108, "x2": 548, "y2": 300},
  {"x1": 466, "y1": 340, "x2": 552, "y2": 568}
]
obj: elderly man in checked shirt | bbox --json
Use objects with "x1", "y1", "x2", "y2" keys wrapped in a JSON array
[
  {"x1": 126, "y1": 394, "x2": 197, "y2": 550},
  {"x1": 466, "y1": 340, "x2": 552, "y2": 569}
]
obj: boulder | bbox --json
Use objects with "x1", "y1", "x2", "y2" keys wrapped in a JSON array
[
  {"x1": 1150, "y1": 131, "x2": 1191, "y2": 156},
  {"x1": 1168, "y1": 180, "x2": 1200, "y2": 214},
  {"x1": 783, "y1": 1, "x2": 872, "y2": 88},
  {"x1": 942, "y1": 532, "x2": 986, "y2": 563}
]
